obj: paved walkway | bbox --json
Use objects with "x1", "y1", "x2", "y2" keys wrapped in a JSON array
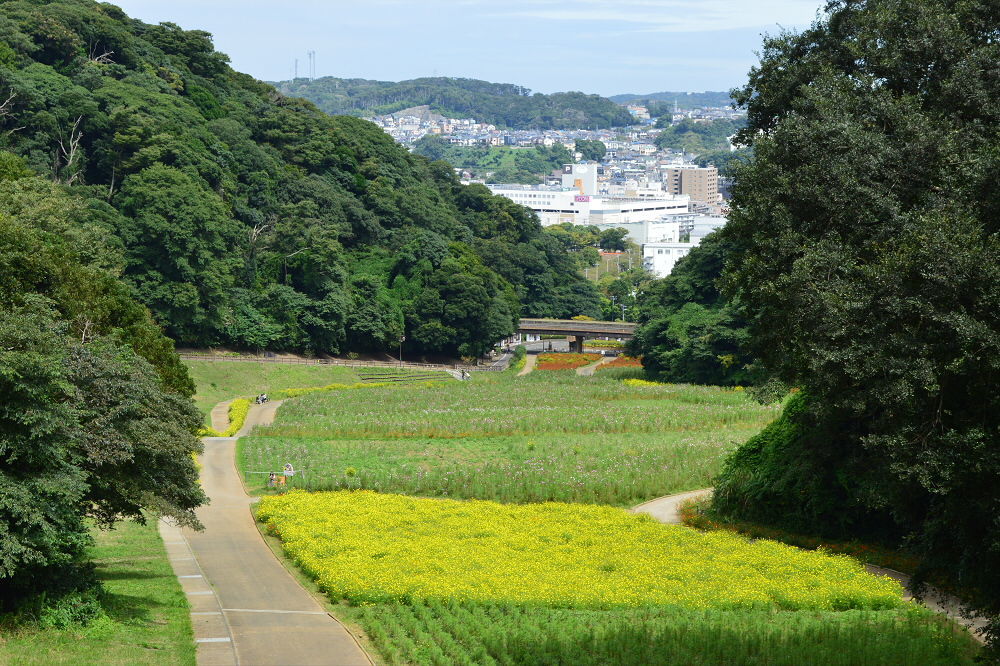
[
  {"x1": 632, "y1": 488, "x2": 986, "y2": 642},
  {"x1": 631, "y1": 488, "x2": 713, "y2": 524},
  {"x1": 576, "y1": 356, "x2": 613, "y2": 376},
  {"x1": 517, "y1": 353, "x2": 537, "y2": 376},
  {"x1": 161, "y1": 401, "x2": 372, "y2": 666}
]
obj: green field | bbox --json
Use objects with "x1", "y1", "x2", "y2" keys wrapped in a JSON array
[
  {"x1": 184, "y1": 360, "x2": 359, "y2": 419},
  {"x1": 183, "y1": 360, "x2": 980, "y2": 663},
  {"x1": 0, "y1": 521, "x2": 195, "y2": 666},
  {"x1": 343, "y1": 602, "x2": 976, "y2": 666},
  {"x1": 239, "y1": 369, "x2": 776, "y2": 504}
]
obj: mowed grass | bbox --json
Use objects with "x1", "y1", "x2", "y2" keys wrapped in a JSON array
[
  {"x1": 345, "y1": 601, "x2": 978, "y2": 666},
  {"x1": 240, "y1": 370, "x2": 777, "y2": 505},
  {"x1": 0, "y1": 521, "x2": 195, "y2": 666},
  {"x1": 184, "y1": 360, "x2": 359, "y2": 419}
]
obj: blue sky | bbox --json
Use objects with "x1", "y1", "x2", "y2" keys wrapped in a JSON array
[{"x1": 110, "y1": 0, "x2": 824, "y2": 96}]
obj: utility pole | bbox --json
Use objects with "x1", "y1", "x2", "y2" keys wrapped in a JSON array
[{"x1": 294, "y1": 58, "x2": 298, "y2": 79}]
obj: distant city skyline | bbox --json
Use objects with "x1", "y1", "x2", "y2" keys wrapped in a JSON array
[{"x1": 109, "y1": 0, "x2": 824, "y2": 96}]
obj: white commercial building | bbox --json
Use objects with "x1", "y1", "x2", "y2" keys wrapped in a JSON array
[
  {"x1": 643, "y1": 242, "x2": 696, "y2": 277},
  {"x1": 487, "y1": 185, "x2": 690, "y2": 228},
  {"x1": 642, "y1": 216, "x2": 727, "y2": 278},
  {"x1": 594, "y1": 213, "x2": 695, "y2": 246}
]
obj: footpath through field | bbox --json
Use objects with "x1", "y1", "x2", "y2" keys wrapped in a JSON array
[
  {"x1": 517, "y1": 353, "x2": 537, "y2": 376},
  {"x1": 161, "y1": 401, "x2": 372, "y2": 666},
  {"x1": 632, "y1": 488, "x2": 987, "y2": 642},
  {"x1": 576, "y1": 356, "x2": 613, "y2": 376}
]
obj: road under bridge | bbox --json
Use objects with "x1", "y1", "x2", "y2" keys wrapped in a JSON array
[{"x1": 517, "y1": 318, "x2": 637, "y2": 353}]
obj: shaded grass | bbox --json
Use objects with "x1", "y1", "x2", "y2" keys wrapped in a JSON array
[
  {"x1": 345, "y1": 600, "x2": 979, "y2": 666},
  {"x1": 240, "y1": 371, "x2": 776, "y2": 505},
  {"x1": 184, "y1": 360, "x2": 359, "y2": 421},
  {"x1": 0, "y1": 521, "x2": 195, "y2": 666}
]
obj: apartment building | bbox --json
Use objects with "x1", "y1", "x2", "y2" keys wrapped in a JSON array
[{"x1": 661, "y1": 165, "x2": 720, "y2": 204}]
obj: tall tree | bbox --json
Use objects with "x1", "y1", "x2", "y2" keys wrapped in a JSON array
[{"x1": 715, "y1": 0, "x2": 1000, "y2": 648}]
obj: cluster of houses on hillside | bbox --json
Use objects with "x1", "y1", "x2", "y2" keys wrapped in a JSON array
[{"x1": 366, "y1": 104, "x2": 741, "y2": 279}]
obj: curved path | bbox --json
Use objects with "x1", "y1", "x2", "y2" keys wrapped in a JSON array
[
  {"x1": 632, "y1": 488, "x2": 986, "y2": 641},
  {"x1": 161, "y1": 402, "x2": 372, "y2": 666},
  {"x1": 631, "y1": 488, "x2": 713, "y2": 524}
]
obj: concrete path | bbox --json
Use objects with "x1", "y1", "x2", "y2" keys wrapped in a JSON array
[
  {"x1": 517, "y1": 353, "x2": 537, "y2": 376},
  {"x1": 631, "y1": 488, "x2": 986, "y2": 641},
  {"x1": 210, "y1": 399, "x2": 233, "y2": 432},
  {"x1": 576, "y1": 356, "x2": 613, "y2": 376},
  {"x1": 162, "y1": 402, "x2": 372, "y2": 666},
  {"x1": 631, "y1": 488, "x2": 713, "y2": 524}
]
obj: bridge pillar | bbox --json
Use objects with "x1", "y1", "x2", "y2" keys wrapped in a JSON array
[{"x1": 571, "y1": 335, "x2": 585, "y2": 353}]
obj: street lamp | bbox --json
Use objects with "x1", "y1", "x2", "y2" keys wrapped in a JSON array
[{"x1": 399, "y1": 335, "x2": 405, "y2": 367}]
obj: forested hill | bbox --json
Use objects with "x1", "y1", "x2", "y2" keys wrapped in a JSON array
[
  {"x1": 0, "y1": 0, "x2": 601, "y2": 360},
  {"x1": 609, "y1": 91, "x2": 733, "y2": 109},
  {"x1": 273, "y1": 76, "x2": 634, "y2": 129}
]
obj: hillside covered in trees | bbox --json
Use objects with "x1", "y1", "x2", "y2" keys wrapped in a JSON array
[
  {"x1": 0, "y1": 0, "x2": 601, "y2": 360},
  {"x1": 274, "y1": 76, "x2": 634, "y2": 130},
  {"x1": 609, "y1": 91, "x2": 733, "y2": 109}
]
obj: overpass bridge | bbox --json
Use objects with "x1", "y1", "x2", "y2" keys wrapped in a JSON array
[{"x1": 517, "y1": 318, "x2": 637, "y2": 353}]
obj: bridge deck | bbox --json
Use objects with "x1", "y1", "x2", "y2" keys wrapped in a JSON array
[{"x1": 518, "y1": 318, "x2": 637, "y2": 337}]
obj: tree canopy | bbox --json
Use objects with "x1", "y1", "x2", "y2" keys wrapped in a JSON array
[
  {"x1": 412, "y1": 136, "x2": 572, "y2": 184},
  {"x1": 0, "y1": 0, "x2": 600, "y2": 359},
  {"x1": 713, "y1": 0, "x2": 1000, "y2": 648},
  {"x1": 654, "y1": 118, "x2": 744, "y2": 154},
  {"x1": 275, "y1": 76, "x2": 634, "y2": 130},
  {"x1": 0, "y1": 171, "x2": 204, "y2": 609}
]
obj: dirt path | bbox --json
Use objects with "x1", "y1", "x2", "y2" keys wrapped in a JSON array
[
  {"x1": 632, "y1": 488, "x2": 986, "y2": 641},
  {"x1": 517, "y1": 353, "x2": 537, "y2": 376},
  {"x1": 161, "y1": 401, "x2": 372, "y2": 666}
]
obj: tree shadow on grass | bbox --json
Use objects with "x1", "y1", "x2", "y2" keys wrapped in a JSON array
[{"x1": 99, "y1": 590, "x2": 173, "y2": 625}]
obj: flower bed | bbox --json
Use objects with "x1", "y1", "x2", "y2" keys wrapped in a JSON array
[
  {"x1": 198, "y1": 398, "x2": 251, "y2": 437},
  {"x1": 536, "y1": 353, "x2": 602, "y2": 371},
  {"x1": 596, "y1": 355, "x2": 643, "y2": 370},
  {"x1": 258, "y1": 490, "x2": 904, "y2": 611}
]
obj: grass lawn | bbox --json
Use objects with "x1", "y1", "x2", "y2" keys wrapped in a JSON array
[
  {"x1": 0, "y1": 521, "x2": 195, "y2": 666},
  {"x1": 240, "y1": 369, "x2": 776, "y2": 505},
  {"x1": 184, "y1": 360, "x2": 359, "y2": 420}
]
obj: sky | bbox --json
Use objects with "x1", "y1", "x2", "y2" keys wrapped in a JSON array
[{"x1": 109, "y1": 0, "x2": 825, "y2": 96}]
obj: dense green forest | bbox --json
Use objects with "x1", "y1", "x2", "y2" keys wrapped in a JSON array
[
  {"x1": 412, "y1": 136, "x2": 573, "y2": 183},
  {"x1": 609, "y1": 91, "x2": 733, "y2": 108},
  {"x1": 629, "y1": 231, "x2": 756, "y2": 386},
  {"x1": 274, "y1": 76, "x2": 634, "y2": 130},
  {"x1": 654, "y1": 118, "x2": 744, "y2": 154},
  {"x1": 0, "y1": 0, "x2": 601, "y2": 362},
  {"x1": 706, "y1": 0, "x2": 1000, "y2": 651}
]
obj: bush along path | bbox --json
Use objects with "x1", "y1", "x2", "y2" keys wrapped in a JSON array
[
  {"x1": 632, "y1": 489, "x2": 987, "y2": 642},
  {"x1": 160, "y1": 401, "x2": 372, "y2": 666}
]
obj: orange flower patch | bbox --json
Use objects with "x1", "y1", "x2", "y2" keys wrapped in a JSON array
[
  {"x1": 536, "y1": 353, "x2": 602, "y2": 371},
  {"x1": 596, "y1": 355, "x2": 643, "y2": 370}
]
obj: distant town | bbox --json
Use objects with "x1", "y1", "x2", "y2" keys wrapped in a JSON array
[{"x1": 369, "y1": 102, "x2": 745, "y2": 278}]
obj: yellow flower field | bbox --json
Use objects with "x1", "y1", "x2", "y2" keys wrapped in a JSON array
[{"x1": 257, "y1": 490, "x2": 904, "y2": 611}]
